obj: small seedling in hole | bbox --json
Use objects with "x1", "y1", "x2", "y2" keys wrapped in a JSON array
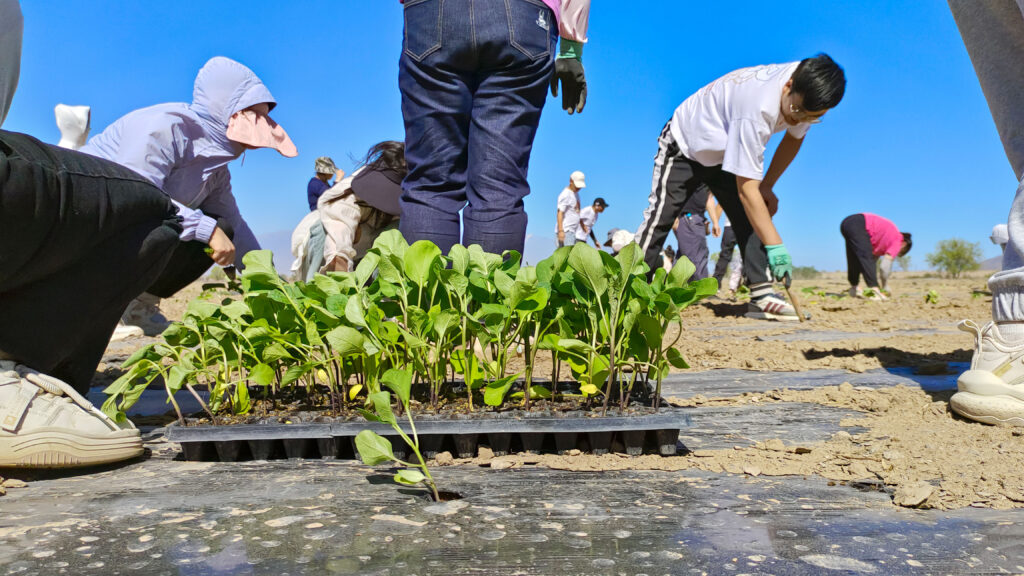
[
  {"x1": 924, "y1": 290, "x2": 940, "y2": 305},
  {"x1": 355, "y1": 368, "x2": 441, "y2": 501}
]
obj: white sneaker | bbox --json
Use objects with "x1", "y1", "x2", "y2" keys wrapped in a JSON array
[
  {"x1": 122, "y1": 293, "x2": 170, "y2": 336},
  {"x1": 744, "y1": 294, "x2": 800, "y2": 322},
  {"x1": 0, "y1": 362, "x2": 143, "y2": 467},
  {"x1": 109, "y1": 321, "x2": 144, "y2": 343},
  {"x1": 950, "y1": 320, "x2": 1024, "y2": 426}
]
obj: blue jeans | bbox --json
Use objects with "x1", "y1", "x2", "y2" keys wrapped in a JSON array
[{"x1": 399, "y1": 0, "x2": 557, "y2": 256}]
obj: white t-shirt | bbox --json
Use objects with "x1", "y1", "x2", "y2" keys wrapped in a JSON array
[
  {"x1": 669, "y1": 62, "x2": 812, "y2": 181},
  {"x1": 576, "y1": 206, "x2": 598, "y2": 241},
  {"x1": 556, "y1": 187, "x2": 580, "y2": 235}
]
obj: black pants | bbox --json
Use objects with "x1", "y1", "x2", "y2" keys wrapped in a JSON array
[
  {"x1": 840, "y1": 214, "x2": 878, "y2": 287},
  {"x1": 636, "y1": 122, "x2": 768, "y2": 283},
  {"x1": 713, "y1": 225, "x2": 737, "y2": 285},
  {"x1": 0, "y1": 130, "x2": 199, "y2": 394}
]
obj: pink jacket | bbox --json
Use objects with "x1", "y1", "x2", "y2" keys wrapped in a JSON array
[{"x1": 862, "y1": 213, "x2": 904, "y2": 258}]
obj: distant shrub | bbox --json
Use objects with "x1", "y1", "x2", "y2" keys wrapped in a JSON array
[
  {"x1": 926, "y1": 238, "x2": 981, "y2": 278},
  {"x1": 792, "y1": 265, "x2": 820, "y2": 280}
]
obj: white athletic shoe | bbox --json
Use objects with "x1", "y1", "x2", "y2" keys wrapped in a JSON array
[
  {"x1": 122, "y1": 294, "x2": 170, "y2": 337},
  {"x1": 744, "y1": 294, "x2": 800, "y2": 322},
  {"x1": 951, "y1": 320, "x2": 1024, "y2": 426},
  {"x1": 0, "y1": 362, "x2": 143, "y2": 468},
  {"x1": 109, "y1": 321, "x2": 144, "y2": 343}
]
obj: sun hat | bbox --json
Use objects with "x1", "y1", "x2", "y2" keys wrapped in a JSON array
[
  {"x1": 225, "y1": 108, "x2": 297, "y2": 157},
  {"x1": 315, "y1": 156, "x2": 338, "y2": 175}
]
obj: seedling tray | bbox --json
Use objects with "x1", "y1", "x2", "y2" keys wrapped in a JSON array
[{"x1": 167, "y1": 410, "x2": 691, "y2": 462}]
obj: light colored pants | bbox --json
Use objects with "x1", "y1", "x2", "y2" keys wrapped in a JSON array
[{"x1": 950, "y1": 0, "x2": 1024, "y2": 321}]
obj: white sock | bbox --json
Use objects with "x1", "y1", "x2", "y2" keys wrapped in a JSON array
[{"x1": 996, "y1": 322, "x2": 1024, "y2": 343}]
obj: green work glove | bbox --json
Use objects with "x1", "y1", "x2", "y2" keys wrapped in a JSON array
[
  {"x1": 550, "y1": 39, "x2": 587, "y2": 114},
  {"x1": 764, "y1": 244, "x2": 792, "y2": 282}
]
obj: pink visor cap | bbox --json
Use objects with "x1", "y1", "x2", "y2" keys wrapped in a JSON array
[{"x1": 226, "y1": 108, "x2": 298, "y2": 157}]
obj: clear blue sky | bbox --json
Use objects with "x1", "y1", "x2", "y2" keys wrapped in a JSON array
[{"x1": 5, "y1": 1, "x2": 1014, "y2": 270}]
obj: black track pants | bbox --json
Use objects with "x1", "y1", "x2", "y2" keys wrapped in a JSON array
[{"x1": 840, "y1": 214, "x2": 878, "y2": 287}]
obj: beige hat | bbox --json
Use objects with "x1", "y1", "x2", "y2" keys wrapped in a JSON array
[
  {"x1": 570, "y1": 170, "x2": 586, "y2": 189},
  {"x1": 315, "y1": 156, "x2": 338, "y2": 175}
]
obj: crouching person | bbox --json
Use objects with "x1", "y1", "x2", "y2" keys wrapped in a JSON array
[
  {"x1": 292, "y1": 141, "x2": 405, "y2": 277},
  {"x1": 0, "y1": 0, "x2": 179, "y2": 467}
]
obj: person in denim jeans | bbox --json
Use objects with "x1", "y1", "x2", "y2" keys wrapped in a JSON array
[{"x1": 399, "y1": 0, "x2": 591, "y2": 256}]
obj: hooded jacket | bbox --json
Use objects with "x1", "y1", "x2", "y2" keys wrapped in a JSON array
[{"x1": 81, "y1": 57, "x2": 276, "y2": 267}]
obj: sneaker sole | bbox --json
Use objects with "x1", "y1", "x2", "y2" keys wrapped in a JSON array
[
  {"x1": 743, "y1": 311, "x2": 800, "y2": 322},
  {"x1": 950, "y1": 391, "x2": 1024, "y2": 427},
  {"x1": 0, "y1": 430, "x2": 143, "y2": 468}
]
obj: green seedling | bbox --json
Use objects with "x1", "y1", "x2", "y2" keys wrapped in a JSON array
[
  {"x1": 355, "y1": 368, "x2": 440, "y2": 501},
  {"x1": 925, "y1": 290, "x2": 940, "y2": 305}
]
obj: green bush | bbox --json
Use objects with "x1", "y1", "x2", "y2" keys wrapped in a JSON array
[
  {"x1": 792, "y1": 266, "x2": 820, "y2": 280},
  {"x1": 926, "y1": 238, "x2": 981, "y2": 278}
]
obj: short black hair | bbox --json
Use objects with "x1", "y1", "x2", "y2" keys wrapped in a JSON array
[
  {"x1": 791, "y1": 53, "x2": 846, "y2": 112},
  {"x1": 899, "y1": 232, "x2": 912, "y2": 257}
]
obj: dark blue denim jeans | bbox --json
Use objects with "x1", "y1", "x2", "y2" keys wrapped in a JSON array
[{"x1": 399, "y1": 0, "x2": 557, "y2": 256}]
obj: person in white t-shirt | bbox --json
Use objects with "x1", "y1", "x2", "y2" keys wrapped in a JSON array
[
  {"x1": 556, "y1": 170, "x2": 585, "y2": 247},
  {"x1": 634, "y1": 54, "x2": 845, "y2": 321},
  {"x1": 575, "y1": 197, "x2": 607, "y2": 247}
]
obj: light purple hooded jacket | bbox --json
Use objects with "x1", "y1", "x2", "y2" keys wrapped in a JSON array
[{"x1": 81, "y1": 57, "x2": 277, "y2": 268}]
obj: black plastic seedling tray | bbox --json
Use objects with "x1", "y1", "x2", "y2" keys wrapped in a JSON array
[{"x1": 167, "y1": 411, "x2": 691, "y2": 462}]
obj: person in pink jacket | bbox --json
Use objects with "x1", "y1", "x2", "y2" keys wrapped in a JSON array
[{"x1": 839, "y1": 213, "x2": 911, "y2": 300}]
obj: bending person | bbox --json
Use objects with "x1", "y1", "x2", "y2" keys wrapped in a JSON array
[
  {"x1": 840, "y1": 213, "x2": 911, "y2": 300},
  {"x1": 292, "y1": 141, "x2": 406, "y2": 278},
  {"x1": 635, "y1": 55, "x2": 846, "y2": 321},
  {"x1": 81, "y1": 56, "x2": 297, "y2": 333},
  {"x1": 1, "y1": 0, "x2": 182, "y2": 468}
]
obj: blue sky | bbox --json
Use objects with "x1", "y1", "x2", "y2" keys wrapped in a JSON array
[{"x1": 5, "y1": 1, "x2": 1014, "y2": 270}]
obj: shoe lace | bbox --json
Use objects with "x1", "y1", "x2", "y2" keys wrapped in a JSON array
[{"x1": 2, "y1": 361, "x2": 134, "y2": 432}]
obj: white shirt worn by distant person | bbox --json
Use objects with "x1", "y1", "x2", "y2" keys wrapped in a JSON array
[
  {"x1": 576, "y1": 206, "x2": 598, "y2": 241},
  {"x1": 556, "y1": 187, "x2": 580, "y2": 237},
  {"x1": 669, "y1": 62, "x2": 812, "y2": 181}
]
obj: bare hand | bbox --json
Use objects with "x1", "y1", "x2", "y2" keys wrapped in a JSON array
[
  {"x1": 208, "y1": 226, "x2": 236, "y2": 266},
  {"x1": 761, "y1": 188, "x2": 779, "y2": 216},
  {"x1": 557, "y1": 230, "x2": 565, "y2": 243},
  {"x1": 335, "y1": 169, "x2": 346, "y2": 181},
  {"x1": 713, "y1": 224, "x2": 722, "y2": 238}
]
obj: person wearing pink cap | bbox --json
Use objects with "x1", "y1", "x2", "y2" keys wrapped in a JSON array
[{"x1": 82, "y1": 56, "x2": 297, "y2": 334}]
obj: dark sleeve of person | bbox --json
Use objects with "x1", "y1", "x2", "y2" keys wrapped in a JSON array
[{"x1": 307, "y1": 178, "x2": 327, "y2": 211}]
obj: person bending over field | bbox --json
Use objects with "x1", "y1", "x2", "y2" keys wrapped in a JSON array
[
  {"x1": 635, "y1": 55, "x2": 846, "y2": 321},
  {"x1": 840, "y1": 213, "x2": 911, "y2": 300},
  {"x1": 291, "y1": 141, "x2": 406, "y2": 279},
  {"x1": 81, "y1": 56, "x2": 297, "y2": 334}
]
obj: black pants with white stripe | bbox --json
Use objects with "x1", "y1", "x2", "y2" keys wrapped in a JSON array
[{"x1": 636, "y1": 122, "x2": 769, "y2": 285}]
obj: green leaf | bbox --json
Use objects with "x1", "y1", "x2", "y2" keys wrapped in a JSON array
[
  {"x1": 635, "y1": 314, "x2": 663, "y2": 351},
  {"x1": 261, "y1": 342, "x2": 292, "y2": 363},
  {"x1": 249, "y1": 363, "x2": 275, "y2": 386},
  {"x1": 567, "y1": 243, "x2": 608, "y2": 297},
  {"x1": 666, "y1": 255, "x2": 696, "y2": 288},
  {"x1": 240, "y1": 250, "x2": 282, "y2": 290},
  {"x1": 353, "y1": 251, "x2": 380, "y2": 287},
  {"x1": 381, "y1": 368, "x2": 413, "y2": 406},
  {"x1": 615, "y1": 242, "x2": 646, "y2": 281},
  {"x1": 234, "y1": 382, "x2": 251, "y2": 414},
  {"x1": 281, "y1": 364, "x2": 311, "y2": 386},
  {"x1": 371, "y1": 229, "x2": 409, "y2": 259},
  {"x1": 325, "y1": 326, "x2": 366, "y2": 357},
  {"x1": 355, "y1": 430, "x2": 397, "y2": 466},
  {"x1": 345, "y1": 296, "x2": 369, "y2": 329},
  {"x1": 483, "y1": 375, "x2": 518, "y2": 407},
  {"x1": 185, "y1": 299, "x2": 221, "y2": 320},
  {"x1": 120, "y1": 343, "x2": 158, "y2": 369},
  {"x1": 405, "y1": 240, "x2": 442, "y2": 287},
  {"x1": 369, "y1": 391, "x2": 397, "y2": 425},
  {"x1": 448, "y1": 244, "x2": 470, "y2": 275},
  {"x1": 394, "y1": 469, "x2": 426, "y2": 485},
  {"x1": 666, "y1": 347, "x2": 690, "y2": 369},
  {"x1": 166, "y1": 365, "x2": 187, "y2": 393},
  {"x1": 492, "y1": 269, "x2": 515, "y2": 298}
]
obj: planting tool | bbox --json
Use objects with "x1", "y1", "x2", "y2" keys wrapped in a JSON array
[{"x1": 783, "y1": 274, "x2": 808, "y2": 323}]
